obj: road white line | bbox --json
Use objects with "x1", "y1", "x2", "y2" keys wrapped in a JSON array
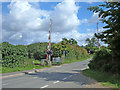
[
  {"x1": 3, "y1": 83, "x2": 8, "y2": 86},
  {"x1": 53, "y1": 66, "x2": 61, "y2": 68},
  {"x1": 80, "y1": 68, "x2": 87, "y2": 70},
  {"x1": 40, "y1": 85, "x2": 49, "y2": 88},
  {"x1": 63, "y1": 77, "x2": 67, "y2": 80},
  {"x1": 69, "y1": 75, "x2": 73, "y2": 77},
  {"x1": 53, "y1": 81, "x2": 60, "y2": 84},
  {"x1": 33, "y1": 77, "x2": 38, "y2": 79},
  {"x1": 41, "y1": 78, "x2": 46, "y2": 80},
  {"x1": 1, "y1": 73, "x2": 24, "y2": 79}
]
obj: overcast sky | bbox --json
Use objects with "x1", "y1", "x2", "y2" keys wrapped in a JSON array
[{"x1": 1, "y1": 0, "x2": 106, "y2": 46}]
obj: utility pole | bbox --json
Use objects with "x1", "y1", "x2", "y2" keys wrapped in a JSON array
[
  {"x1": 46, "y1": 19, "x2": 52, "y2": 65},
  {"x1": 97, "y1": 22, "x2": 100, "y2": 49}
]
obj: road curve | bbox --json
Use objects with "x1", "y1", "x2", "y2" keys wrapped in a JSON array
[{"x1": 2, "y1": 59, "x2": 97, "y2": 88}]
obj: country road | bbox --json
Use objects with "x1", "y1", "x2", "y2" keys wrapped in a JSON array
[{"x1": 2, "y1": 59, "x2": 98, "y2": 88}]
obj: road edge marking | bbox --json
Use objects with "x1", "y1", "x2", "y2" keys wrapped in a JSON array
[
  {"x1": 1, "y1": 73, "x2": 24, "y2": 79},
  {"x1": 40, "y1": 85, "x2": 49, "y2": 88},
  {"x1": 53, "y1": 81, "x2": 60, "y2": 84},
  {"x1": 63, "y1": 77, "x2": 67, "y2": 80}
]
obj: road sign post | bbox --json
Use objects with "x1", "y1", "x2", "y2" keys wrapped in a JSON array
[{"x1": 62, "y1": 50, "x2": 66, "y2": 63}]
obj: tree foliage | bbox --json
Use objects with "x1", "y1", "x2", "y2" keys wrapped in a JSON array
[
  {"x1": 52, "y1": 38, "x2": 89, "y2": 60},
  {"x1": 88, "y1": 1, "x2": 120, "y2": 74},
  {"x1": 84, "y1": 37, "x2": 98, "y2": 51},
  {"x1": 2, "y1": 42, "x2": 28, "y2": 68},
  {"x1": 27, "y1": 42, "x2": 48, "y2": 60},
  {"x1": 62, "y1": 38, "x2": 78, "y2": 45},
  {"x1": 88, "y1": 1, "x2": 120, "y2": 61}
]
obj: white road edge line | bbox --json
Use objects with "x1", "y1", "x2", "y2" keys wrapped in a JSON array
[
  {"x1": 33, "y1": 77, "x2": 38, "y2": 79},
  {"x1": 63, "y1": 77, "x2": 67, "y2": 80},
  {"x1": 69, "y1": 75, "x2": 72, "y2": 77},
  {"x1": 80, "y1": 68, "x2": 86, "y2": 70},
  {"x1": 40, "y1": 85, "x2": 49, "y2": 88},
  {"x1": 3, "y1": 83, "x2": 8, "y2": 85},
  {"x1": 53, "y1": 81, "x2": 60, "y2": 84}
]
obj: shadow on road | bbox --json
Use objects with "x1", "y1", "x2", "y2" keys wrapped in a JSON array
[{"x1": 27, "y1": 70, "x2": 96, "y2": 85}]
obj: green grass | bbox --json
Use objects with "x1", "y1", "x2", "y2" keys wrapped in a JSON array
[
  {"x1": 64, "y1": 56, "x2": 91, "y2": 64},
  {"x1": 82, "y1": 69, "x2": 120, "y2": 89},
  {"x1": 34, "y1": 60, "x2": 41, "y2": 64},
  {"x1": 2, "y1": 65, "x2": 51, "y2": 73}
]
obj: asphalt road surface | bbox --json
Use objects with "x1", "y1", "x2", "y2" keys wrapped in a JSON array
[{"x1": 2, "y1": 59, "x2": 96, "y2": 88}]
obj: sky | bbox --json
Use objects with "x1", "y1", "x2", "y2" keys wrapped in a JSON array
[{"x1": 1, "y1": 0, "x2": 107, "y2": 46}]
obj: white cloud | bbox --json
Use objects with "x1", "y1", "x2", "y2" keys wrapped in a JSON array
[
  {"x1": 86, "y1": 1, "x2": 93, "y2": 4},
  {"x1": 2, "y1": 0, "x2": 81, "y2": 45},
  {"x1": 79, "y1": 18, "x2": 88, "y2": 25},
  {"x1": 9, "y1": 32, "x2": 22, "y2": 40},
  {"x1": 2, "y1": 0, "x2": 84, "y2": 44},
  {"x1": 78, "y1": 12, "x2": 99, "y2": 25},
  {"x1": 51, "y1": 0, "x2": 80, "y2": 32},
  {"x1": 86, "y1": 0, "x2": 103, "y2": 4},
  {"x1": 51, "y1": 29, "x2": 95, "y2": 46},
  {"x1": 2, "y1": 0, "x2": 103, "y2": 46}
]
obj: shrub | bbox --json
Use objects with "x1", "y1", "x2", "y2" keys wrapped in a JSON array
[
  {"x1": 89, "y1": 48, "x2": 112, "y2": 71},
  {"x1": 89, "y1": 47, "x2": 120, "y2": 74},
  {"x1": 27, "y1": 42, "x2": 48, "y2": 60},
  {"x1": 2, "y1": 42, "x2": 28, "y2": 68},
  {"x1": 51, "y1": 42, "x2": 89, "y2": 61}
]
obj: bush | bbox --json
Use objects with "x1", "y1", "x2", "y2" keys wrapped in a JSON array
[
  {"x1": 93, "y1": 48, "x2": 111, "y2": 61},
  {"x1": 89, "y1": 47, "x2": 120, "y2": 74},
  {"x1": 102, "y1": 64, "x2": 112, "y2": 72},
  {"x1": 2, "y1": 42, "x2": 28, "y2": 68},
  {"x1": 51, "y1": 42, "x2": 89, "y2": 61},
  {"x1": 89, "y1": 48, "x2": 112, "y2": 71},
  {"x1": 27, "y1": 42, "x2": 48, "y2": 60}
]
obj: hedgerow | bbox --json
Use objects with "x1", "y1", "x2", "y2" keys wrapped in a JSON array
[
  {"x1": 2, "y1": 40, "x2": 89, "y2": 69},
  {"x1": 2, "y1": 42, "x2": 28, "y2": 68}
]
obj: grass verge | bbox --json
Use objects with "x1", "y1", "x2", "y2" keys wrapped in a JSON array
[
  {"x1": 1, "y1": 56, "x2": 91, "y2": 73},
  {"x1": 64, "y1": 56, "x2": 91, "y2": 64},
  {"x1": 82, "y1": 69, "x2": 120, "y2": 89},
  {"x1": 1, "y1": 65, "x2": 51, "y2": 73}
]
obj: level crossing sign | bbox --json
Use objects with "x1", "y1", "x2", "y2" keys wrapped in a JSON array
[{"x1": 46, "y1": 49, "x2": 53, "y2": 56}]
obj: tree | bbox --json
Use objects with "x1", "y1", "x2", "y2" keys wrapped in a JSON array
[
  {"x1": 85, "y1": 37, "x2": 98, "y2": 49},
  {"x1": 70, "y1": 38, "x2": 78, "y2": 45},
  {"x1": 91, "y1": 37, "x2": 98, "y2": 46},
  {"x1": 85, "y1": 38, "x2": 91, "y2": 47},
  {"x1": 62, "y1": 38, "x2": 78, "y2": 45},
  {"x1": 88, "y1": 1, "x2": 120, "y2": 61},
  {"x1": 62, "y1": 38, "x2": 69, "y2": 44},
  {"x1": 85, "y1": 38, "x2": 91, "y2": 43}
]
